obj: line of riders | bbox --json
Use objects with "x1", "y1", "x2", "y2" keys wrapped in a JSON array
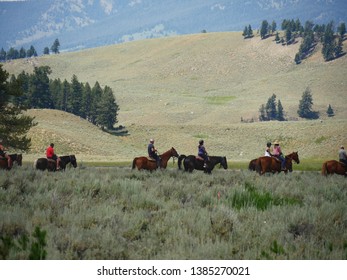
[{"x1": 1, "y1": 138, "x2": 346, "y2": 173}]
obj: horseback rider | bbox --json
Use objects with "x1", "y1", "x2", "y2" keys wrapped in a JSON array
[
  {"x1": 273, "y1": 140, "x2": 286, "y2": 171},
  {"x1": 198, "y1": 139, "x2": 209, "y2": 168},
  {"x1": 46, "y1": 143, "x2": 61, "y2": 170},
  {"x1": 148, "y1": 139, "x2": 161, "y2": 168},
  {"x1": 339, "y1": 145, "x2": 347, "y2": 165},
  {"x1": 0, "y1": 139, "x2": 12, "y2": 169},
  {"x1": 264, "y1": 142, "x2": 272, "y2": 157}
]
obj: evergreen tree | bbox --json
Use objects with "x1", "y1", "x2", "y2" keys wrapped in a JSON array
[
  {"x1": 51, "y1": 39, "x2": 60, "y2": 54},
  {"x1": 335, "y1": 37, "x2": 343, "y2": 58},
  {"x1": 96, "y1": 86, "x2": 119, "y2": 129},
  {"x1": 28, "y1": 66, "x2": 53, "y2": 108},
  {"x1": 69, "y1": 74, "x2": 83, "y2": 116},
  {"x1": 297, "y1": 87, "x2": 319, "y2": 119},
  {"x1": 43, "y1": 47, "x2": 50, "y2": 55},
  {"x1": 26, "y1": 45, "x2": 37, "y2": 57},
  {"x1": 285, "y1": 29, "x2": 292, "y2": 44},
  {"x1": 0, "y1": 48, "x2": 6, "y2": 61},
  {"x1": 19, "y1": 47, "x2": 27, "y2": 59},
  {"x1": 82, "y1": 82, "x2": 92, "y2": 120},
  {"x1": 277, "y1": 100, "x2": 285, "y2": 121},
  {"x1": 0, "y1": 64, "x2": 36, "y2": 151},
  {"x1": 326, "y1": 104, "x2": 334, "y2": 117},
  {"x1": 242, "y1": 26, "x2": 248, "y2": 38},
  {"x1": 322, "y1": 21, "x2": 336, "y2": 61},
  {"x1": 337, "y1": 22, "x2": 346, "y2": 38},
  {"x1": 62, "y1": 79, "x2": 70, "y2": 112},
  {"x1": 271, "y1": 21, "x2": 277, "y2": 34},
  {"x1": 259, "y1": 104, "x2": 267, "y2": 121},
  {"x1": 248, "y1": 24, "x2": 253, "y2": 38},
  {"x1": 49, "y1": 78, "x2": 62, "y2": 109},
  {"x1": 90, "y1": 81, "x2": 103, "y2": 125},
  {"x1": 265, "y1": 94, "x2": 277, "y2": 120},
  {"x1": 260, "y1": 20, "x2": 269, "y2": 39}
]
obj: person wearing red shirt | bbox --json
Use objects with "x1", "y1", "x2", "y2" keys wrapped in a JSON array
[{"x1": 46, "y1": 143, "x2": 61, "y2": 170}]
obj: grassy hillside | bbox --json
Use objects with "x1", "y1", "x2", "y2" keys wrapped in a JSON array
[{"x1": 3, "y1": 32, "x2": 347, "y2": 163}]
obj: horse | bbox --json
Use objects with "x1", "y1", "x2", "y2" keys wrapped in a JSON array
[
  {"x1": 34, "y1": 155, "x2": 77, "y2": 171},
  {"x1": 0, "y1": 156, "x2": 12, "y2": 170},
  {"x1": 132, "y1": 147, "x2": 179, "y2": 171},
  {"x1": 255, "y1": 152, "x2": 300, "y2": 175},
  {"x1": 321, "y1": 160, "x2": 347, "y2": 176},
  {"x1": 178, "y1": 155, "x2": 228, "y2": 174}
]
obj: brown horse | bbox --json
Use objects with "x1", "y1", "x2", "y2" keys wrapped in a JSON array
[
  {"x1": 34, "y1": 155, "x2": 77, "y2": 171},
  {"x1": 255, "y1": 152, "x2": 300, "y2": 175},
  {"x1": 321, "y1": 160, "x2": 347, "y2": 176},
  {"x1": 132, "y1": 147, "x2": 179, "y2": 171},
  {"x1": 0, "y1": 156, "x2": 12, "y2": 170}
]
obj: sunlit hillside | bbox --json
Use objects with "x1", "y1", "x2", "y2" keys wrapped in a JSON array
[{"x1": 3, "y1": 32, "x2": 347, "y2": 162}]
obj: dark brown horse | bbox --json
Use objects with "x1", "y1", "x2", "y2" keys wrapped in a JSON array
[
  {"x1": 321, "y1": 160, "x2": 347, "y2": 176},
  {"x1": 255, "y1": 152, "x2": 300, "y2": 175},
  {"x1": 34, "y1": 155, "x2": 77, "y2": 171},
  {"x1": 178, "y1": 155, "x2": 228, "y2": 174},
  {"x1": 132, "y1": 147, "x2": 179, "y2": 171}
]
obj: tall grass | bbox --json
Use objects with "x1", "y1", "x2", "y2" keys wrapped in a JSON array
[{"x1": 1, "y1": 166, "x2": 346, "y2": 259}]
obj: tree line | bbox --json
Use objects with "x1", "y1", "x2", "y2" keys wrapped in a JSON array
[
  {"x1": 0, "y1": 39, "x2": 60, "y2": 61},
  {"x1": 10, "y1": 66, "x2": 119, "y2": 130},
  {"x1": 256, "y1": 87, "x2": 334, "y2": 122},
  {"x1": 243, "y1": 19, "x2": 346, "y2": 63}
]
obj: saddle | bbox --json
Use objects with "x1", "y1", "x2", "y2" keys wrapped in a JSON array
[
  {"x1": 196, "y1": 156, "x2": 204, "y2": 161},
  {"x1": 147, "y1": 157, "x2": 156, "y2": 162},
  {"x1": 47, "y1": 158, "x2": 56, "y2": 164}
]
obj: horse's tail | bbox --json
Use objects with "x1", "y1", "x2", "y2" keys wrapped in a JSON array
[
  {"x1": 132, "y1": 158, "x2": 137, "y2": 170},
  {"x1": 178, "y1": 155, "x2": 186, "y2": 170},
  {"x1": 321, "y1": 161, "x2": 328, "y2": 176}
]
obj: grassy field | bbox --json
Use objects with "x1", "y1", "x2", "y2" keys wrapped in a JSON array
[
  {"x1": 1, "y1": 166, "x2": 346, "y2": 260},
  {"x1": 3, "y1": 32, "x2": 347, "y2": 164}
]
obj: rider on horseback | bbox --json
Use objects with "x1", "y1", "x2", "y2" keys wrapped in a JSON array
[
  {"x1": 46, "y1": 143, "x2": 61, "y2": 170},
  {"x1": 0, "y1": 139, "x2": 12, "y2": 169},
  {"x1": 273, "y1": 140, "x2": 286, "y2": 171},
  {"x1": 198, "y1": 139, "x2": 209, "y2": 168},
  {"x1": 148, "y1": 139, "x2": 161, "y2": 168},
  {"x1": 339, "y1": 146, "x2": 347, "y2": 165},
  {"x1": 264, "y1": 142, "x2": 272, "y2": 157}
]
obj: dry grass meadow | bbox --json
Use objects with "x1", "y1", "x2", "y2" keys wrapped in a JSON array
[
  {"x1": 3, "y1": 32, "x2": 347, "y2": 164},
  {"x1": 1, "y1": 32, "x2": 347, "y2": 261}
]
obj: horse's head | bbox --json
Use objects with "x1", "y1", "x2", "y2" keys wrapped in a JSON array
[
  {"x1": 290, "y1": 151, "x2": 300, "y2": 164},
  {"x1": 170, "y1": 147, "x2": 179, "y2": 158},
  {"x1": 70, "y1": 155, "x2": 77, "y2": 168},
  {"x1": 221, "y1": 156, "x2": 228, "y2": 169}
]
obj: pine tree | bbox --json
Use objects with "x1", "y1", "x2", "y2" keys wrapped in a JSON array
[
  {"x1": 260, "y1": 20, "x2": 269, "y2": 39},
  {"x1": 29, "y1": 66, "x2": 53, "y2": 108},
  {"x1": 265, "y1": 94, "x2": 277, "y2": 120},
  {"x1": 337, "y1": 22, "x2": 346, "y2": 39},
  {"x1": 297, "y1": 87, "x2": 319, "y2": 119},
  {"x1": 51, "y1": 39, "x2": 60, "y2": 54},
  {"x1": 69, "y1": 74, "x2": 83, "y2": 116},
  {"x1": 43, "y1": 47, "x2": 50, "y2": 55},
  {"x1": 335, "y1": 37, "x2": 343, "y2": 58},
  {"x1": 90, "y1": 81, "x2": 103, "y2": 125},
  {"x1": 322, "y1": 21, "x2": 336, "y2": 61},
  {"x1": 277, "y1": 100, "x2": 285, "y2": 121},
  {"x1": 96, "y1": 86, "x2": 119, "y2": 129},
  {"x1": 326, "y1": 104, "x2": 334, "y2": 117},
  {"x1": 0, "y1": 48, "x2": 6, "y2": 61},
  {"x1": 275, "y1": 32, "x2": 280, "y2": 43},
  {"x1": 294, "y1": 53, "x2": 301, "y2": 64},
  {"x1": 259, "y1": 104, "x2": 267, "y2": 121},
  {"x1": 0, "y1": 65, "x2": 36, "y2": 151},
  {"x1": 242, "y1": 26, "x2": 248, "y2": 38}
]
